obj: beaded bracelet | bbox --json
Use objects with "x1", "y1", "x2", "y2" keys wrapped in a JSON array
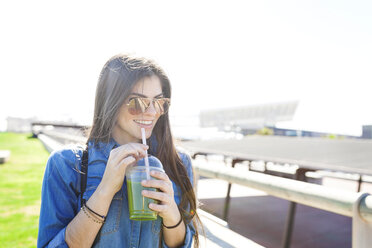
[{"x1": 81, "y1": 205, "x2": 105, "y2": 224}]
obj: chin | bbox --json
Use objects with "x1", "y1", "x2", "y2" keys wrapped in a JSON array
[
  {"x1": 146, "y1": 131, "x2": 153, "y2": 139},
  {"x1": 134, "y1": 130, "x2": 152, "y2": 140}
]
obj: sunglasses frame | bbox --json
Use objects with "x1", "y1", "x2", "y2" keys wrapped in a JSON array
[{"x1": 126, "y1": 97, "x2": 171, "y2": 115}]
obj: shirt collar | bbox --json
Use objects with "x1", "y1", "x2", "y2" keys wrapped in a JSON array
[
  {"x1": 88, "y1": 138, "x2": 119, "y2": 159},
  {"x1": 88, "y1": 135, "x2": 158, "y2": 159}
]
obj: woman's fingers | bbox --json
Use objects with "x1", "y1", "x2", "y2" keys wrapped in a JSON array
[
  {"x1": 149, "y1": 170, "x2": 170, "y2": 181},
  {"x1": 141, "y1": 180, "x2": 172, "y2": 194},
  {"x1": 126, "y1": 143, "x2": 148, "y2": 158},
  {"x1": 141, "y1": 172, "x2": 173, "y2": 194},
  {"x1": 109, "y1": 143, "x2": 148, "y2": 166},
  {"x1": 148, "y1": 202, "x2": 169, "y2": 213},
  {"x1": 142, "y1": 190, "x2": 171, "y2": 204},
  {"x1": 117, "y1": 155, "x2": 136, "y2": 171}
]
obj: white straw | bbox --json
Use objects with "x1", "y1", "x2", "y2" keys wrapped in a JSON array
[{"x1": 141, "y1": 128, "x2": 150, "y2": 180}]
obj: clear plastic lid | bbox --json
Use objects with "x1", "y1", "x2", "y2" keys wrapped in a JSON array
[{"x1": 136, "y1": 155, "x2": 163, "y2": 169}]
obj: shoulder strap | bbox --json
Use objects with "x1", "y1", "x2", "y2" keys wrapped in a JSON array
[{"x1": 80, "y1": 147, "x2": 89, "y2": 207}]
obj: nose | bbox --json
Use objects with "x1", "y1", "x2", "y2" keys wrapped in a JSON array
[{"x1": 145, "y1": 100, "x2": 157, "y2": 115}]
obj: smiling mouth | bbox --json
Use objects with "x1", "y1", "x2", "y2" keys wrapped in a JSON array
[{"x1": 133, "y1": 120, "x2": 154, "y2": 125}]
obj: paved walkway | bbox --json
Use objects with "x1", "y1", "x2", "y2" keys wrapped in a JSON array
[
  {"x1": 197, "y1": 209, "x2": 264, "y2": 248},
  {"x1": 197, "y1": 176, "x2": 372, "y2": 248}
]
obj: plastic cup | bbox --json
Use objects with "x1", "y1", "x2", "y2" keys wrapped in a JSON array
[{"x1": 126, "y1": 156, "x2": 164, "y2": 221}]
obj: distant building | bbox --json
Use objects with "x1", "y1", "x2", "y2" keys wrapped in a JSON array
[
  {"x1": 200, "y1": 101, "x2": 299, "y2": 133},
  {"x1": 362, "y1": 125, "x2": 372, "y2": 139},
  {"x1": 271, "y1": 127, "x2": 358, "y2": 139}
]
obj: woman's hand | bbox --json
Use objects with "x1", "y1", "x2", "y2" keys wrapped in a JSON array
[
  {"x1": 141, "y1": 170, "x2": 181, "y2": 226},
  {"x1": 99, "y1": 143, "x2": 149, "y2": 198}
]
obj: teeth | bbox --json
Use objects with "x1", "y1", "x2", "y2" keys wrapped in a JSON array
[{"x1": 134, "y1": 120, "x2": 153, "y2": 125}]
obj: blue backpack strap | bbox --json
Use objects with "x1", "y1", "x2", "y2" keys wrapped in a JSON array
[{"x1": 80, "y1": 147, "x2": 89, "y2": 207}]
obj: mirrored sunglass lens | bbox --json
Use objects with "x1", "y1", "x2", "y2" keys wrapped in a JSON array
[
  {"x1": 153, "y1": 99, "x2": 164, "y2": 113},
  {"x1": 127, "y1": 99, "x2": 138, "y2": 115},
  {"x1": 128, "y1": 98, "x2": 148, "y2": 114},
  {"x1": 156, "y1": 99, "x2": 170, "y2": 114}
]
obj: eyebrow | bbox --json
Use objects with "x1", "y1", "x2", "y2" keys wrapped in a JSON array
[{"x1": 129, "y1": 93, "x2": 164, "y2": 98}]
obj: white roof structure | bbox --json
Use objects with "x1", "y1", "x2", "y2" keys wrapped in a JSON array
[
  {"x1": 182, "y1": 135, "x2": 372, "y2": 175},
  {"x1": 200, "y1": 101, "x2": 299, "y2": 129}
]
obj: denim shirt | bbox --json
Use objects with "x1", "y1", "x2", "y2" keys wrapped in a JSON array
[{"x1": 37, "y1": 139, "x2": 195, "y2": 248}]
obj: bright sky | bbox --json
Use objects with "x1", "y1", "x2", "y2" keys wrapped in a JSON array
[{"x1": 1, "y1": 0, "x2": 371, "y2": 136}]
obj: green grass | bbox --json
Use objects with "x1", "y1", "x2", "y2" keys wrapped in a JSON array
[{"x1": 0, "y1": 132, "x2": 49, "y2": 248}]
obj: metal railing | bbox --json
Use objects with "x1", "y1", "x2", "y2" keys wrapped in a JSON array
[
  {"x1": 193, "y1": 160, "x2": 372, "y2": 220},
  {"x1": 193, "y1": 159, "x2": 372, "y2": 247},
  {"x1": 41, "y1": 130, "x2": 87, "y2": 145}
]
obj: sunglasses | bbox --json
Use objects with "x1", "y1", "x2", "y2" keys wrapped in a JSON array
[{"x1": 126, "y1": 97, "x2": 171, "y2": 115}]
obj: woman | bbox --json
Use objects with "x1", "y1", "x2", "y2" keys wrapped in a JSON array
[{"x1": 37, "y1": 54, "x2": 201, "y2": 247}]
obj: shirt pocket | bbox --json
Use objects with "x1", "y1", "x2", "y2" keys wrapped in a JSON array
[{"x1": 101, "y1": 189, "x2": 123, "y2": 235}]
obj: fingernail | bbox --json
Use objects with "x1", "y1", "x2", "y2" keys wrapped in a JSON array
[{"x1": 142, "y1": 180, "x2": 147, "y2": 184}]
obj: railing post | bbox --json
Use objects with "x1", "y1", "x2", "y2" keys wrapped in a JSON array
[
  {"x1": 357, "y1": 175, "x2": 362, "y2": 192},
  {"x1": 223, "y1": 159, "x2": 244, "y2": 222},
  {"x1": 282, "y1": 202, "x2": 297, "y2": 248},
  {"x1": 281, "y1": 168, "x2": 312, "y2": 248},
  {"x1": 222, "y1": 160, "x2": 235, "y2": 222}
]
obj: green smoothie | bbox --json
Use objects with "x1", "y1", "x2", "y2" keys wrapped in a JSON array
[{"x1": 127, "y1": 180, "x2": 158, "y2": 221}]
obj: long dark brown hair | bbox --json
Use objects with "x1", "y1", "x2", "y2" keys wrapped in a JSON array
[{"x1": 87, "y1": 54, "x2": 201, "y2": 247}]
